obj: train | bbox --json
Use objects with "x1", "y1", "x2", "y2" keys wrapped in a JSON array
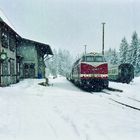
[
  {"x1": 67, "y1": 52, "x2": 109, "y2": 91},
  {"x1": 108, "y1": 63, "x2": 134, "y2": 84}
]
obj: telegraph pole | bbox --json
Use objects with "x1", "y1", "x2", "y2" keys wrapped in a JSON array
[
  {"x1": 102, "y1": 22, "x2": 105, "y2": 55},
  {"x1": 84, "y1": 45, "x2": 87, "y2": 55}
]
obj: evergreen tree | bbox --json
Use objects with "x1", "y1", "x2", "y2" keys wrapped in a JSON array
[
  {"x1": 126, "y1": 46, "x2": 132, "y2": 64},
  {"x1": 46, "y1": 48, "x2": 73, "y2": 77},
  {"x1": 135, "y1": 39, "x2": 140, "y2": 76},
  {"x1": 110, "y1": 49, "x2": 119, "y2": 65},
  {"x1": 58, "y1": 49, "x2": 64, "y2": 75},
  {"x1": 62, "y1": 50, "x2": 73, "y2": 75},
  {"x1": 119, "y1": 37, "x2": 129, "y2": 64},
  {"x1": 45, "y1": 48, "x2": 58, "y2": 77},
  {"x1": 104, "y1": 48, "x2": 113, "y2": 63},
  {"x1": 130, "y1": 31, "x2": 139, "y2": 72}
]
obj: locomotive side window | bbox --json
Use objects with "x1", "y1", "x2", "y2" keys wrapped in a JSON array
[{"x1": 81, "y1": 56, "x2": 86, "y2": 62}]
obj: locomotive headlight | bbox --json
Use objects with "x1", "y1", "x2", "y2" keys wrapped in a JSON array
[
  {"x1": 83, "y1": 74, "x2": 86, "y2": 77},
  {"x1": 83, "y1": 74, "x2": 90, "y2": 77}
]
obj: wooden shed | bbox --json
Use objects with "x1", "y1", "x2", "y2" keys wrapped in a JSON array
[{"x1": 17, "y1": 38, "x2": 53, "y2": 79}]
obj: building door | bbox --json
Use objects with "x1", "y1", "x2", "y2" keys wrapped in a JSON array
[{"x1": 23, "y1": 63, "x2": 35, "y2": 78}]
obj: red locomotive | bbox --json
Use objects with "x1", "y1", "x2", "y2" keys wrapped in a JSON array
[{"x1": 69, "y1": 52, "x2": 109, "y2": 90}]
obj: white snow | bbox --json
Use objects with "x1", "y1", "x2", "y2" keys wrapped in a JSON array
[{"x1": 0, "y1": 76, "x2": 140, "y2": 140}]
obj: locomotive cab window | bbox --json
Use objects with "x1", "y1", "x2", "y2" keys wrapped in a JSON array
[
  {"x1": 81, "y1": 56, "x2": 94, "y2": 62},
  {"x1": 94, "y1": 56, "x2": 106, "y2": 62},
  {"x1": 86, "y1": 56, "x2": 94, "y2": 62},
  {"x1": 82, "y1": 56, "x2": 106, "y2": 62}
]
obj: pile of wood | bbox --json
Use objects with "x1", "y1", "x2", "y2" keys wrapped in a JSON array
[{"x1": 38, "y1": 78, "x2": 50, "y2": 86}]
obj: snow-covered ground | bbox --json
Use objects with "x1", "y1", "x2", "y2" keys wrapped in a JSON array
[{"x1": 0, "y1": 76, "x2": 140, "y2": 140}]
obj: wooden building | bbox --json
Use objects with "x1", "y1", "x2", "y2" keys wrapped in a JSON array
[
  {"x1": 17, "y1": 38, "x2": 53, "y2": 79},
  {"x1": 0, "y1": 15, "x2": 53, "y2": 86},
  {"x1": 0, "y1": 16, "x2": 20, "y2": 86}
]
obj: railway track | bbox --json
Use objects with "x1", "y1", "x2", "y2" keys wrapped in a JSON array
[
  {"x1": 100, "y1": 89, "x2": 140, "y2": 112},
  {"x1": 91, "y1": 87, "x2": 140, "y2": 112},
  {"x1": 109, "y1": 98, "x2": 140, "y2": 111},
  {"x1": 68, "y1": 79, "x2": 140, "y2": 112},
  {"x1": 106, "y1": 87, "x2": 123, "y2": 92}
]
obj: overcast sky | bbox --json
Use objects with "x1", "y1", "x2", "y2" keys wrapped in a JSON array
[{"x1": 0, "y1": 0, "x2": 140, "y2": 56}]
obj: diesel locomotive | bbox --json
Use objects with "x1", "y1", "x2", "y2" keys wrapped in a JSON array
[{"x1": 68, "y1": 52, "x2": 109, "y2": 90}]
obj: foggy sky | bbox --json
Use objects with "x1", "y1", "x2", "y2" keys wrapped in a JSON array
[{"x1": 0, "y1": 0, "x2": 140, "y2": 56}]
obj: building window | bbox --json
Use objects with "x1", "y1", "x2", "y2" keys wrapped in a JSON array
[
  {"x1": 10, "y1": 59, "x2": 15, "y2": 76},
  {"x1": 17, "y1": 62, "x2": 20, "y2": 74},
  {"x1": 2, "y1": 60, "x2": 8, "y2": 76},
  {"x1": 9, "y1": 32, "x2": 16, "y2": 52},
  {"x1": 1, "y1": 28, "x2": 9, "y2": 48}
]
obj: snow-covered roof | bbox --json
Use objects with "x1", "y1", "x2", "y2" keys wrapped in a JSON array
[
  {"x1": 21, "y1": 38, "x2": 53, "y2": 55},
  {"x1": 0, "y1": 9, "x2": 15, "y2": 30},
  {"x1": 0, "y1": 9, "x2": 53, "y2": 55}
]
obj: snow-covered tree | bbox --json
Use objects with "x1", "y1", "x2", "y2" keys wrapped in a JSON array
[
  {"x1": 62, "y1": 50, "x2": 73, "y2": 75},
  {"x1": 126, "y1": 46, "x2": 132, "y2": 64},
  {"x1": 119, "y1": 37, "x2": 129, "y2": 64},
  {"x1": 130, "y1": 31, "x2": 139, "y2": 71},
  {"x1": 104, "y1": 48, "x2": 113, "y2": 63},
  {"x1": 57, "y1": 49, "x2": 63, "y2": 75},
  {"x1": 46, "y1": 48, "x2": 73, "y2": 77},
  {"x1": 135, "y1": 39, "x2": 140, "y2": 76},
  {"x1": 45, "y1": 49, "x2": 58, "y2": 77},
  {"x1": 57, "y1": 49, "x2": 73, "y2": 76},
  {"x1": 110, "y1": 49, "x2": 119, "y2": 65}
]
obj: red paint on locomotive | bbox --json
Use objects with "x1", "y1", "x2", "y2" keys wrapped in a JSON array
[
  {"x1": 69, "y1": 52, "x2": 109, "y2": 90},
  {"x1": 81, "y1": 63, "x2": 108, "y2": 75}
]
